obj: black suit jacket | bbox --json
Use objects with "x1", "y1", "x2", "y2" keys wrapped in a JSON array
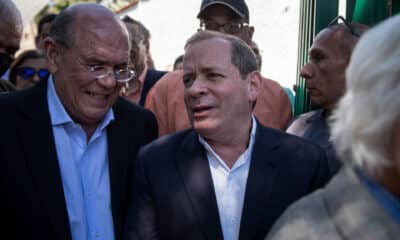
[
  {"x1": 125, "y1": 124, "x2": 332, "y2": 240},
  {"x1": 0, "y1": 79, "x2": 158, "y2": 240},
  {"x1": 139, "y1": 69, "x2": 167, "y2": 106}
]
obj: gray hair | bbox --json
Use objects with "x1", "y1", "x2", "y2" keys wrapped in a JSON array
[
  {"x1": 184, "y1": 30, "x2": 258, "y2": 79},
  {"x1": 330, "y1": 15, "x2": 400, "y2": 175}
]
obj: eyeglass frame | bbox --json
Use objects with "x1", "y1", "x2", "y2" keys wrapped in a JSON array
[
  {"x1": 76, "y1": 57, "x2": 135, "y2": 83},
  {"x1": 198, "y1": 20, "x2": 249, "y2": 34},
  {"x1": 327, "y1": 15, "x2": 360, "y2": 38}
]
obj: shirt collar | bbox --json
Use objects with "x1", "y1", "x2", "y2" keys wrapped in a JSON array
[{"x1": 47, "y1": 75, "x2": 114, "y2": 129}]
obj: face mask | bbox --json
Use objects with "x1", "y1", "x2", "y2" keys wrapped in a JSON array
[{"x1": 0, "y1": 52, "x2": 13, "y2": 77}]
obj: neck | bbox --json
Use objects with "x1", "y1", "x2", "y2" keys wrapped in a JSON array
[{"x1": 205, "y1": 118, "x2": 253, "y2": 168}]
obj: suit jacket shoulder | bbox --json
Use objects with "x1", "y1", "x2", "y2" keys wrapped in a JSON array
[{"x1": 266, "y1": 168, "x2": 400, "y2": 240}]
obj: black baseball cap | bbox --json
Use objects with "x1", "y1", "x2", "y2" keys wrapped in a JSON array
[{"x1": 197, "y1": 0, "x2": 249, "y2": 22}]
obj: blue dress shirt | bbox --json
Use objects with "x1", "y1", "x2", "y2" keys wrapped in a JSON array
[{"x1": 47, "y1": 77, "x2": 116, "y2": 240}]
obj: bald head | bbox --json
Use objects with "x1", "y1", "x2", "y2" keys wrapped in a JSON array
[
  {"x1": 0, "y1": 0, "x2": 23, "y2": 75},
  {"x1": 49, "y1": 3, "x2": 129, "y2": 49},
  {"x1": 325, "y1": 23, "x2": 369, "y2": 61},
  {"x1": 0, "y1": 0, "x2": 22, "y2": 29}
]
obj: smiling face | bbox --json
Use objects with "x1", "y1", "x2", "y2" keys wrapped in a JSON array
[
  {"x1": 183, "y1": 37, "x2": 258, "y2": 140},
  {"x1": 300, "y1": 28, "x2": 350, "y2": 111},
  {"x1": 46, "y1": 12, "x2": 130, "y2": 131}
]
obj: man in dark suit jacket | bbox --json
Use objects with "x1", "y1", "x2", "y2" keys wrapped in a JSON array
[
  {"x1": 125, "y1": 30, "x2": 332, "y2": 240},
  {"x1": 0, "y1": 4, "x2": 157, "y2": 240}
]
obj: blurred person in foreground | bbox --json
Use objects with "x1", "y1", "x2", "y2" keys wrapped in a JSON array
[
  {"x1": 125, "y1": 30, "x2": 332, "y2": 240},
  {"x1": 0, "y1": 0, "x2": 22, "y2": 88},
  {"x1": 286, "y1": 16, "x2": 369, "y2": 175},
  {"x1": 266, "y1": 14, "x2": 400, "y2": 240},
  {"x1": 9, "y1": 49, "x2": 49, "y2": 89},
  {"x1": 145, "y1": 0, "x2": 292, "y2": 137},
  {"x1": 0, "y1": 3, "x2": 157, "y2": 240}
]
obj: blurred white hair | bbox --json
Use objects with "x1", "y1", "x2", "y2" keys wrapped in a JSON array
[{"x1": 330, "y1": 14, "x2": 400, "y2": 175}]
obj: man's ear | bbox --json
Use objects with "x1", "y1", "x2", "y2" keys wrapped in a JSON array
[
  {"x1": 44, "y1": 38, "x2": 60, "y2": 74},
  {"x1": 247, "y1": 71, "x2": 261, "y2": 102}
]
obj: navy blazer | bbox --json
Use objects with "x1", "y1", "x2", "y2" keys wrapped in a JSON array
[
  {"x1": 125, "y1": 124, "x2": 333, "y2": 240},
  {"x1": 0, "y1": 79, "x2": 158, "y2": 240},
  {"x1": 139, "y1": 69, "x2": 167, "y2": 106}
]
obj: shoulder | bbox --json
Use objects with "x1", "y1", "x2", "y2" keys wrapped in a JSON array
[
  {"x1": 286, "y1": 110, "x2": 321, "y2": 134},
  {"x1": 258, "y1": 123, "x2": 324, "y2": 153},
  {"x1": 152, "y1": 70, "x2": 183, "y2": 89},
  {"x1": 0, "y1": 79, "x2": 16, "y2": 92},
  {"x1": 140, "y1": 129, "x2": 194, "y2": 155},
  {"x1": 266, "y1": 188, "x2": 338, "y2": 240}
]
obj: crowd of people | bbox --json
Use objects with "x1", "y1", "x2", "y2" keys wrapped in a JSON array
[{"x1": 0, "y1": 0, "x2": 399, "y2": 239}]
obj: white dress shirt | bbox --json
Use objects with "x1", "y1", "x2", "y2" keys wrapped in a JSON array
[{"x1": 198, "y1": 117, "x2": 257, "y2": 240}]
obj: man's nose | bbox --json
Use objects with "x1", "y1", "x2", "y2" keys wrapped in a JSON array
[
  {"x1": 300, "y1": 63, "x2": 312, "y2": 79},
  {"x1": 187, "y1": 77, "x2": 207, "y2": 97}
]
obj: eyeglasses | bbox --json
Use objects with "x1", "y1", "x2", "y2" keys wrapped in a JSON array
[
  {"x1": 77, "y1": 58, "x2": 135, "y2": 83},
  {"x1": 199, "y1": 21, "x2": 248, "y2": 34},
  {"x1": 17, "y1": 67, "x2": 50, "y2": 81},
  {"x1": 328, "y1": 16, "x2": 360, "y2": 38}
]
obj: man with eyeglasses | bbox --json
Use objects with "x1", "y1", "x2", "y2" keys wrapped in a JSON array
[
  {"x1": 0, "y1": 0, "x2": 22, "y2": 91},
  {"x1": 145, "y1": 0, "x2": 292, "y2": 136},
  {"x1": 286, "y1": 16, "x2": 369, "y2": 175},
  {"x1": 0, "y1": 3, "x2": 157, "y2": 240}
]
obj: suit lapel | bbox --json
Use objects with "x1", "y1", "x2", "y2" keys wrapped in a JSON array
[
  {"x1": 17, "y1": 80, "x2": 71, "y2": 239},
  {"x1": 176, "y1": 131, "x2": 223, "y2": 240},
  {"x1": 239, "y1": 125, "x2": 280, "y2": 240},
  {"x1": 107, "y1": 99, "x2": 136, "y2": 240}
]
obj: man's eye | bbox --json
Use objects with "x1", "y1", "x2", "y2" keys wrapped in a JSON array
[
  {"x1": 89, "y1": 65, "x2": 106, "y2": 73},
  {"x1": 183, "y1": 75, "x2": 194, "y2": 87},
  {"x1": 207, "y1": 73, "x2": 223, "y2": 80}
]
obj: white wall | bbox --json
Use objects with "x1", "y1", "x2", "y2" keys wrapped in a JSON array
[{"x1": 121, "y1": 0, "x2": 300, "y2": 88}]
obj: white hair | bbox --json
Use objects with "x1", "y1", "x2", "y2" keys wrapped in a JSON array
[{"x1": 330, "y1": 15, "x2": 400, "y2": 175}]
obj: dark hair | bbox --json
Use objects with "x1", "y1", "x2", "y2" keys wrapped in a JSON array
[
  {"x1": 185, "y1": 30, "x2": 258, "y2": 79},
  {"x1": 173, "y1": 54, "x2": 184, "y2": 70},
  {"x1": 122, "y1": 16, "x2": 151, "y2": 47},
  {"x1": 37, "y1": 13, "x2": 58, "y2": 35},
  {"x1": 9, "y1": 49, "x2": 45, "y2": 85}
]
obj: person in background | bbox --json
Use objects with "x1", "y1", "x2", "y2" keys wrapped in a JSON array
[
  {"x1": 286, "y1": 16, "x2": 369, "y2": 175},
  {"x1": 121, "y1": 16, "x2": 166, "y2": 106},
  {"x1": 145, "y1": 0, "x2": 292, "y2": 137},
  {"x1": 173, "y1": 54, "x2": 184, "y2": 71},
  {"x1": 9, "y1": 49, "x2": 49, "y2": 90},
  {"x1": 125, "y1": 30, "x2": 332, "y2": 240},
  {"x1": 35, "y1": 13, "x2": 58, "y2": 52},
  {"x1": 0, "y1": 3, "x2": 157, "y2": 239},
  {"x1": 266, "y1": 14, "x2": 400, "y2": 240},
  {"x1": 0, "y1": 0, "x2": 23, "y2": 82}
]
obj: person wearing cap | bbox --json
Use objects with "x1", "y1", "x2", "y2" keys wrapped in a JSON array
[
  {"x1": 145, "y1": 0, "x2": 292, "y2": 137},
  {"x1": 124, "y1": 30, "x2": 332, "y2": 240}
]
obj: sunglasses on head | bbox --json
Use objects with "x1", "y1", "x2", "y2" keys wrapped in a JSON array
[{"x1": 17, "y1": 67, "x2": 50, "y2": 80}]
